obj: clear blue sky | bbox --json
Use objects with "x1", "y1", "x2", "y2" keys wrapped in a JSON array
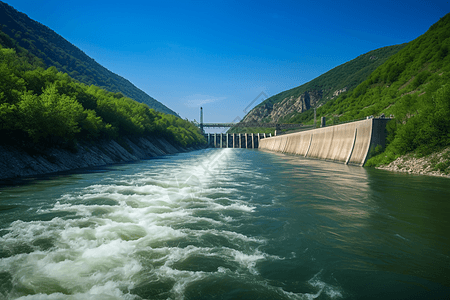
[{"x1": 5, "y1": 0, "x2": 450, "y2": 128}]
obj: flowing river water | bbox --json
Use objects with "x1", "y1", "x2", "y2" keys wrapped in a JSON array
[{"x1": 0, "y1": 148, "x2": 449, "y2": 300}]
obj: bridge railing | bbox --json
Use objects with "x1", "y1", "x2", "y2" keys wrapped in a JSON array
[{"x1": 200, "y1": 122, "x2": 307, "y2": 129}]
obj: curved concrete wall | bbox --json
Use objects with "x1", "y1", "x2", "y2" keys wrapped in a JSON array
[{"x1": 259, "y1": 119, "x2": 388, "y2": 166}]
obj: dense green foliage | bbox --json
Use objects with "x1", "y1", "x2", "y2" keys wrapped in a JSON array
[
  {"x1": 0, "y1": 46, "x2": 205, "y2": 149},
  {"x1": 0, "y1": 1, "x2": 178, "y2": 116}
]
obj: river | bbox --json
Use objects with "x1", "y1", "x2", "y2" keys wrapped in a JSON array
[{"x1": 0, "y1": 148, "x2": 449, "y2": 299}]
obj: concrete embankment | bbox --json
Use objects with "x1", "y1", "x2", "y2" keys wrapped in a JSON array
[
  {"x1": 0, "y1": 137, "x2": 203, "y2": 180},
  {"x1": 259, "y1": 118, "x2": 389, "y2": 166}
]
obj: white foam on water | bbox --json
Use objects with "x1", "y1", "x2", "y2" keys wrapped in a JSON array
[
  {"x1": 306, "y1": 270, "x2": 343, "y2": 299},
  {"x1": 1, "y1": 149, "x2": 325, "y2": 299},
  {"x1": 231, "y1": 249, "x2": 267, "y2": 275}
]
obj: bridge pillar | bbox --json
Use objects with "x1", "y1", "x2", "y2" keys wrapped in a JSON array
[
  {"x1": 245, "y1": 133, "x2": 248, "y2": 149},
  {"x1": 232, "y1": 134, "x2": 235, "y2": 148},
  {"x1": 251, "y1": 133, "x2": 254, "y2": 149},
  {"x1": 226, "y1": 134, "x2": 229, "y2": 148},
  {"x1": 214, "y1": 133, "x2": 217, "y2": 148}
]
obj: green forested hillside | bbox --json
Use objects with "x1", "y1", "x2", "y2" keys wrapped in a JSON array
[
  {"x1": 238, "y1": 12, "x2": 450, "y2": 170},
  {"x1": 0, "y1": 46, "x2": 205, "y2": 149},
  {"x1": 0, "y1": 1, "x2": 178, "y2": 116},
  {"x1": 268, "y1": 45, "x2": 405, "y2": 109},
  {"x1": 303, "y1": 13, "x2": 450, "y2": 166},
  {"x1": 235, "y1": 44, "x2": 406, "y2": 129}
]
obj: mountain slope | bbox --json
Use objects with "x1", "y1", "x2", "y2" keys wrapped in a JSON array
[
  {"x1": 315, "y1": 13, "x2": 450, "y2": 167},
  {"x1": 249, "y1": 13, "x2": 450, "y2": 170},
  {"x1": 0, "y1": 45, "x2": 205, "y2": 149},
  {"x1": 0, "y1": 1, "x2": 178, "y2": 116},
  {"x1": 238, "y1": 44, "x2": 405, "y2": 126}
]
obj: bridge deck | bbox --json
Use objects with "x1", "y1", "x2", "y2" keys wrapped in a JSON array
[{"x1": 201, "y1": 122, "x2": 309, "y2": 129}]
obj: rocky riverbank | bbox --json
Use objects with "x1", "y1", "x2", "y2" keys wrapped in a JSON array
[
  {"x1": 376, "y1": 147, "x2": 450, "y2": 178},
  {"x1": 0, "y1": 137, "x2": 204, "y2": 181}
]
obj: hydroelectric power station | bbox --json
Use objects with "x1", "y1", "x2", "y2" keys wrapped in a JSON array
[{"x1": 198, "y1": 107, "x2": 389, "y2": 166}]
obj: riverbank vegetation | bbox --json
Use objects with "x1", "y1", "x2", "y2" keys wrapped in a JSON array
[{"x1": 0, "y1": 46, "x2": 205, "y2": 150}]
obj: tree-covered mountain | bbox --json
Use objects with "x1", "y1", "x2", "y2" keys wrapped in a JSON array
[
  {"x1": 234, "y1": 44, "x2": 406, "y2": 128},
  {"x1": 0, "y1": 45, "x2": 205, "y2": 149},
  {"x1": 0, "y1": 1, "x2": 178, "y2": 116}
]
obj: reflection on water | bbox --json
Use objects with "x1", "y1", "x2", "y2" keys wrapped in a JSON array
[{"x1": 0, "y1": 149, "x2": 449, "y2": 299}]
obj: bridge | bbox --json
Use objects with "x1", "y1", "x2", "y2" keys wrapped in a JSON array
[
  {"x1": 196, "y1": 107, "x2": 311, "y2": 132},
  {"x1": 201, "y1": 122, "x2": 311, "y2": 130},
  {"x1": 197, "y1": 107, "x2": 314, "y2": 149}
]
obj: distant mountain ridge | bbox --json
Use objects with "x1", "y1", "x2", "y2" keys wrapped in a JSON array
[
  {"x1": 0, "y1": 1, "x2": 178, "y2": 116},
  {"x1": 239, "y1": 44, "x2": 406, "y2": 126}
]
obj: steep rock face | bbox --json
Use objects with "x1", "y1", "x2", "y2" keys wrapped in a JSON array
[
  {"x1": 333, "y1": 87, "x2": 347, "y2": 97},
  {"x1": 242, "y1": 90, "x2": 323, "y2": 123}
]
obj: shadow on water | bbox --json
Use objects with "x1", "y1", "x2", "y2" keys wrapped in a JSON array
[
  {"x1": 0, "y1": 154, "x2": 179, "y2": 189},
  {"x1": 250, "y1": 153, "x2": 450, "y2": 299},
  {"x1": 262, "y1": 152, "x2": 450, "y2": 299}
]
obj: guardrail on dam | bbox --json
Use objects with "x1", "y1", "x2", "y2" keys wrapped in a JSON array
[{"x1": 259, "y1": 118, "x2": 390, "y2": 166}]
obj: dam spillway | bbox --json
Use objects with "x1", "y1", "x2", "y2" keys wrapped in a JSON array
[
  {"x1": 204, "y1": 133, "x2": 269, "y2": 149},
  {"x1": 258, "y1": 118, "x2": 389, "y2": 166}
]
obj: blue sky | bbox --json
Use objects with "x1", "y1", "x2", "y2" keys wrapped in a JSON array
[{"x1": 5, "y1": 0, "x2": 450, "y2": 129}]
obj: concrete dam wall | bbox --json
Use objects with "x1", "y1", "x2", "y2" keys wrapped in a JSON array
[{"x1": 259, "y1": 118, "x2": 389, "y2": 166}]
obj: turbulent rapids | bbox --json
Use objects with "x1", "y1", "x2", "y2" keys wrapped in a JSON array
[
  {"x1": 0, "y1": 149, "x2": 337, "y2": 299},
  {"x1": 1, "y1": 148, "x2": 449, "y2": 299}
]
